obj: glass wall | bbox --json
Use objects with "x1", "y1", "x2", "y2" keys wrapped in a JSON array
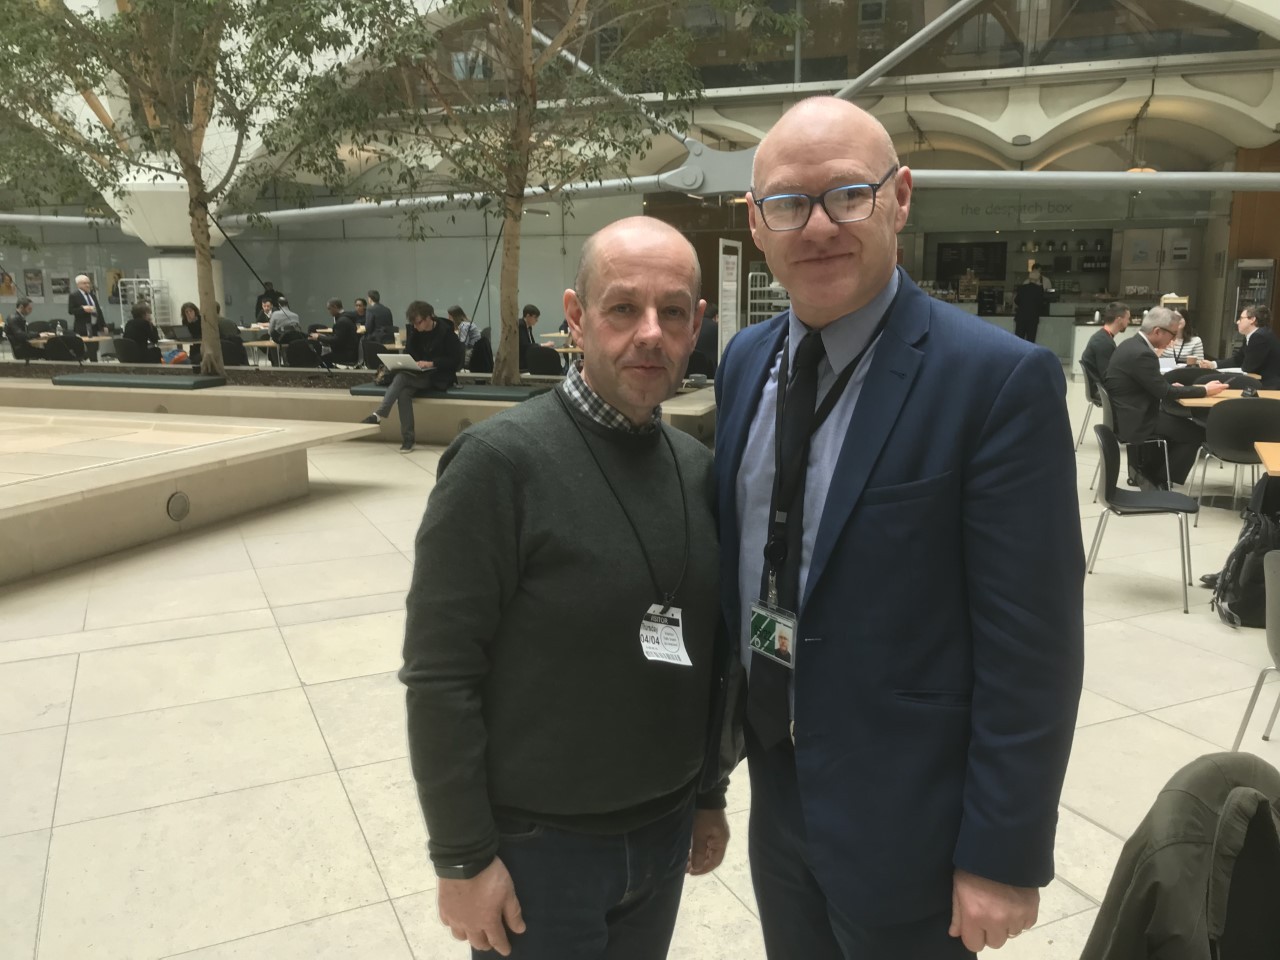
[{"x1": 679, "y1": 0, "x2": 1271, "y2": 89}]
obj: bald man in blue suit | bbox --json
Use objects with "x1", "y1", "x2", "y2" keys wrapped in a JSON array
[{"x1": 715, "y1": 97, "x2": 1084, "y2": 958}]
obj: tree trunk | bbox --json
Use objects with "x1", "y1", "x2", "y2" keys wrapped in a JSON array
[
  {"x1": 492, "y1": 198, "x2": 525, "y2": 386},
  {"x1": 187, "y1": 183, "x2": 224, "y2": 376}
]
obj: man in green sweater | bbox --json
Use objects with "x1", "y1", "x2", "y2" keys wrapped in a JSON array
[{"x1": 401, "y1": 216, "x2": 734, "y2": 959}]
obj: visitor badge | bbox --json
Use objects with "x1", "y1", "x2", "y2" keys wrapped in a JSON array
[
  {"x1": 749, "y1": 601, "x2": 797, "y2": 668},
  {"x1": 639, "y1": 604, "x2": 691, "y2": 666}
]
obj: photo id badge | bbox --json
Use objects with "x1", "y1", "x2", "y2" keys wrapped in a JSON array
[
  {"x1": 749, "y1": 601, "x2": 797, "y2": 668},
  {"x1": 639, "y1": 604, "x2": 692, "y2": 666}
]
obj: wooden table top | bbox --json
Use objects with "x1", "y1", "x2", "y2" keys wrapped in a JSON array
[
  {"x1": 1257, "y1": 442, "x2": 1280, "y2": 476},
  {"x1": 555, "y1": 346, "x2": 584, "y2": 355},
  {"x1": 1178, "y1": 389, "x2": 1280, "y2": 408}
]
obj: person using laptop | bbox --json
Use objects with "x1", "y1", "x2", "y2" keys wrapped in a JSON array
[{"x1": 360, "y1": 301, "x2": 462, "y2": 452}]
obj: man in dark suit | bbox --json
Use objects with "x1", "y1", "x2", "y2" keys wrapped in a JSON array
[
  {"x1": 1104, "y1": 307, "x2": 1226, "y2": 485},
  {"x1": 68, "y1": 274, "x2": 106, "y2": 336},
  {"x1": 1078, "y1": 301, "x2": 1130, "y2": 400},
  {"x1": 1192, "y1": 304, "x2": 1280, "y2": 389},
  {"x1": 364, "y1": 289, "x2": 395, "y2": 343},
  {"x1": 716, "y1": 98, "x2": 1084, "y2": 959},
  {"x1": 313, "y1": 298, "x2": 360, "y2": 366},
  {"x1": 517, "y1": 303, "x2": 541, "y2": 370}
]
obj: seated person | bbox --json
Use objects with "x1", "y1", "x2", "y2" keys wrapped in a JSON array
[
  {"x1": 517, "y1": 302, "x2": 541, "y2": 370},
  {"x1": 359, "y1": 301, "x2": 462, "y2": 452},
  {"x1": 6, "y1": 297, "x2": 36, "y2": 347},
  {"x1": 448, "y1": 305, "x2": 480, "y2": 367},
  {"x1": 363, "y1": 292, "x2": 396, "y2": 344},
  {"x1": 1079, "y1": 301, "x2": 1129, "y2": 398},
  {"x1": 1105, "y1": 307, "x2": 1226, "y2": 486},
  {"x1": 124, "y1": 302, "x2": 163, "y2": 363},
  {"x1": 267, "y1": 296, "x2": 304, "y2": 365},
  {"x1": 218, "y1": 312, "x2": 243, "y2": 341},
  {"x1": 313, "y1": 298, "x2": 360, "y2": 366},
  {"x1": 1190, "y1": 304, "x2": 1280, "y2": 389}
]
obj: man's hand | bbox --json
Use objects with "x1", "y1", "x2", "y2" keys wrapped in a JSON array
[
  {"x1": 949, "y1": 868, "x2": 1038, "y2": 951},
  {"x1": 417, "y1": 359, "x2": 432, "y2": 370},
  {"x1": 437, "y1": 858, "x2": 525, "y2": 956},
  {"x1": 687, "y1": 808, "x2": 730, "y2": 875},
  {"x1": 1204, "y1": 381, "x2": 1228, "y2": 396}
]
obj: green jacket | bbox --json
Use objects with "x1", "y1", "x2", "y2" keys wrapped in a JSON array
[{"x1": 1081, "y1": 752, "x2": 1280, "y2": 959}]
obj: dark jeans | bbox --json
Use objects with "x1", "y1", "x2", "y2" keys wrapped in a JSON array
[
  {"x1": 746, "y1": 735, "x2": 975, "y2": 960},
  {"x1": 479, "y1": 799, "x2": 694, "y2": 960},
  {"x1": 1014, "y1": 317, "x2": 1039, "y2": 342},
  {"x1": 375, "y1": 370, "x2": 442, "y2": 444}
]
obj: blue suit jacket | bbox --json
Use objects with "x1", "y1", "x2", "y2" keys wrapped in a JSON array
[{"x1": 715, "y1": 272, "x2": 1084, "y2": 924}]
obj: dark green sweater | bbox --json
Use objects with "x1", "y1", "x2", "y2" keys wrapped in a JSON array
[{"x1": 401, "y1": 390, "x2": 720, "y2": 871}]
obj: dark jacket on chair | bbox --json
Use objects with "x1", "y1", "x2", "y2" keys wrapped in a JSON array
[
  {"x1": 1222, "y1": 327, "x2": 1280, "y2": 389},
  {"x1": 1104, "y1": 333, "x2": 1207, "y2": 442},
  {"x1": 1080, "y1": 327, "x2": 1117, "y2": 401},
  {"x1": 1081, "y1": 752, "x2": 1280, "y2": 960}
]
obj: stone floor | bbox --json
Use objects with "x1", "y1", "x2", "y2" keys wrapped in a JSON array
[{"x1": 3, "y1": 379, "x2": 1278, "y2": 959}]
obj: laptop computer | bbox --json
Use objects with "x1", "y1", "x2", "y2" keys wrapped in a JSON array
[{"x1": 379, "y1": 353, "x2": 422, "y2": 371}]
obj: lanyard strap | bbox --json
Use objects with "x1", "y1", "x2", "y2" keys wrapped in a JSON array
[
  {"x1": 555, "y1": 390, "x2": 690, "y2": 606},
  {"x1": 764, "y1": 302, "x2": 896, "y2": 583}
]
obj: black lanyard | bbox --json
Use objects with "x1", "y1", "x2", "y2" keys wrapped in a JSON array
[
  {"x1": 763, "y1": 302, "x2": 896, "y2": 598},
  {"x1": 555, "y1": 390, "x2": 690, "y2": 606}
]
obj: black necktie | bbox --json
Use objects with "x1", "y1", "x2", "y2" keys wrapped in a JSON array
[{"x1": 747, "y1": 330, "x2": 826, "y2": 750}]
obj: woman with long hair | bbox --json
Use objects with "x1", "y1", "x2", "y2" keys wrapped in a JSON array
[
  {"x1": 180, "y1": 301, "x2": 202, "y2": 330},
  {"x1": 1167, "y1": 311, "x2": 1204, "y2": 363}
]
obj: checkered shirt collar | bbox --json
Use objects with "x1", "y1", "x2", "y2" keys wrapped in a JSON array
[{"x1": 560, "y1": 362, "x2": 661, "y2": 435}]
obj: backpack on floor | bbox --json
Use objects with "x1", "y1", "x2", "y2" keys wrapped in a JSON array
[{"x1": 1212, "y1": 511, "x2": 1280, "y2": 628}]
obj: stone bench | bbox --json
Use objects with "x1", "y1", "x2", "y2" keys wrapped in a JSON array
[
  {"x1": 53, "y1": 373, "x2": 227, "y2": 390},
  {"x1": 348, "y1": 383, "x2": 550, "y2": 402}
]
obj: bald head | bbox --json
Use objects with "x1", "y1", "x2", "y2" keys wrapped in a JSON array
[
  {"x1": 575, "y1": 216, "x2": 701, "y2": 303},
  {"x1": 752, "y1": 97, "x2": 898, "y2": 192}
]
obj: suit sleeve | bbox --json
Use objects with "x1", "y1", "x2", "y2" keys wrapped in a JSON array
[
  {"x1": 400, "y1": 433, "x2": 522, "y2": 872},
  {"x1": 1129, "y1": 348, "x2": 1205, "y2": 400},
  {"x1": 953, "y1": 348, "x2": 1085, "y2": 887}
]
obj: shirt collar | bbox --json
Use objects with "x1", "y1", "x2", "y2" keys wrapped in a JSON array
[
  {"x1": 560, "y1": 362, "x2": 660, "y2": 435},
  {"x1": 1139, "y1": 331, "x2": 1159, "y2": 354},
  {"x1": 787, "y1": 268, "x2": 900, "y2": 374}
]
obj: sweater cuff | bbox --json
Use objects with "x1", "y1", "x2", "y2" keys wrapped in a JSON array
[{"x1": 695, "y1": 781, "x2": 728, "y2": 810}]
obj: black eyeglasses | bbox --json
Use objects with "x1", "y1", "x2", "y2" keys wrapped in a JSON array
[{"x1": 753, "y1": 165, "x2": 900, "y2": 232}]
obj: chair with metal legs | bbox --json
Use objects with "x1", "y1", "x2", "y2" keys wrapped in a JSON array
[
  {"x1": 1189, "y1": 398, "x2": 1280, "y2": 527},
  {"x1": 1077, "y1": 369, "x2": 1102, "y2": 451},
  {"x1": 1232, "y1": 551, "x2": 1280, "y2": 751},
  {"x1": 1093, "y1": 383, "x2": 1170, "y2": 501},
  {"x1": 1087, "y1": 424, "x2": 1199, "y2": 613}
]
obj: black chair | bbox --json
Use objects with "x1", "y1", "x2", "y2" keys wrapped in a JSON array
[
  {"x1": 1087, "y1": 423, "x2": 1199, "y2": 613},
  {"x1": 285, "y1": 339, "x2": 324, "y2": 368},
  {"x1": 8, "y1": 336, "x2": 42, "y2": 365},
  {"x1": 26, "y1": 320, "x2": 52, "y2": 335},
  {"x1": 221, "y1": 338, "x2": 249, "y2": 366},
  {"x1": 1190, "y1": 398, "x2": 1280, "y2": 523},
  {"x1": 1077, "y1": 368, "x2": 1103, "y2": 450},
  {"x1": 112, "y1": 337, "x2": 147, "y2": 364},
  {"x1": 1233, "y1": 551, "x2": 1280, "y2": 751},
  {"x1": 526, "y1": 344, "x2": 563, "y2": 376},
  {"x1": 41, "y1": 337, "x2": 85, "y2": 365},
  {"x1": 1094, "y1": 382, "x2": 1170, "y2": 500},
  {"x1": 686, "y1": 351, "x2": 715, "y2": 379}
]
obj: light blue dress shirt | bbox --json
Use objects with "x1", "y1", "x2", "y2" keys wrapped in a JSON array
[{"x1": 735, "y1": 269, "x2": 901, "y2": 673}]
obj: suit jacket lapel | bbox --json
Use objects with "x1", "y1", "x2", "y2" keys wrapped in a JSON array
[{"x1": 804, "y1": 281, "x2": 928, "y2": 607}]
